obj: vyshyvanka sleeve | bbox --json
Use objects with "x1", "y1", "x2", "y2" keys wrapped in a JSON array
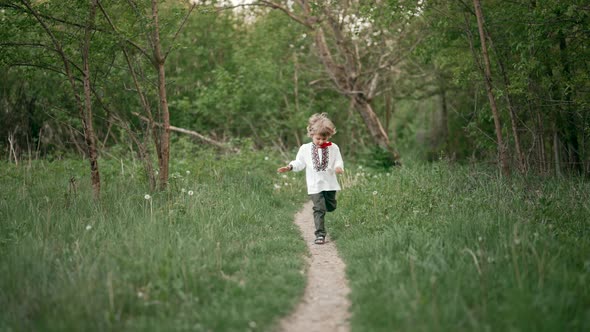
[{"x1": 289, "y1": 145, "x2": 306, "y2": 172}]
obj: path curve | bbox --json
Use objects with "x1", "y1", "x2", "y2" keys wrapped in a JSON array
[{"x1": 279, "y1": 201, "x2": 351, "y2": 332}]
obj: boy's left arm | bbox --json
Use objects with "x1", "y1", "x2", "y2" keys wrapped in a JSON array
[{"x1": 333, "y1": 145, "x2": 344, "y2": 174}]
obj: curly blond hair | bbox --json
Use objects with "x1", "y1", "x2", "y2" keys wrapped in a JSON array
[{"x1": 307, "y1": 113, "x2": 336, "y2": 138}]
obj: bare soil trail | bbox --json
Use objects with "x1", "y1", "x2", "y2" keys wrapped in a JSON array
[{"x1": 278, "y1": 201, "x2": 351, "y2": 332}]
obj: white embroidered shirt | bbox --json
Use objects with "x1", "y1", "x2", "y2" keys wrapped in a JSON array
[{"x1": 289, "y1": 142, "x2": 344, "y2": 195}]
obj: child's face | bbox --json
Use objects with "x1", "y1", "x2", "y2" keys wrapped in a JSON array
[{"x1": 312, "y1": 134, "x2": 329, "y2": 146}]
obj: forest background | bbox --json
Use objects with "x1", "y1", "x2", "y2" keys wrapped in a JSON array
[
  {"x1": 1, "y1": 0, "x2": 589, "y2": 186},
  {"x1": 1, "y1": 1, "x2": 589, "y2": 331}
]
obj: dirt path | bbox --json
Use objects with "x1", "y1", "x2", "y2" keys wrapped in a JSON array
[{"x1": 278, "y1": 201, "x2": 351, "y2": 332}]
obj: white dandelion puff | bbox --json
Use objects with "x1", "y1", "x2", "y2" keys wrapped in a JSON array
[
  {"x1": 372, "y1": 191, "x2": 378, "y2": 196},
  {"x1": 85, "y1": 225, "x2": 92, "y2": 231},
  {"x1": 188, "y1": 190, "x2": 194, "y2": 196},
  {"x1": 144, "y1": 194, "x2": 151, "y2": 200}
]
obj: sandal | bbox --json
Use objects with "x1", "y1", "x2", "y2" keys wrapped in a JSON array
[{"x1": 314, "y1": 236, "x2": 326, "y2": 245}]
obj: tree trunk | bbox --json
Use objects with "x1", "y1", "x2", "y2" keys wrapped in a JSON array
[
  {"x1": 82, "y1": 0, "x2": 101, "y2": 200},
  {"x1": 440, "y1": 86, "x2": 449, "y2": 150},
  {"x1": 314, "y1": 28, "x2": 399, "y2": 163},
  {"x1": 473, "y1": 0, "x2": 510, "y2": 176},
  {"x1": 485, "y1": 29, "x2": 526, "y2": 173},
  {"x1": 21, "y1": 0, "x2": 101, "y2": 199},
  {"x1": 558, "y1": 32, "x2": 582, "y2": 174},
  {"x1": 151, "y1": 0, "x2": 170, "y2": 189},
  {"x1": 553, "y1": 121, "x2": 561, "y2": 177},
  {"x1": 352, "y1": 96, "x2": 399, "y2": 163}
]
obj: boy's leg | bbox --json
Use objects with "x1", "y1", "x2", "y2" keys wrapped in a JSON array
[
  {"x1": 323, "y1": 191, "x2": 337, "y2": 212},
  {"x1": 309, "y1": 193, "x2": 327, "y2": 238}
]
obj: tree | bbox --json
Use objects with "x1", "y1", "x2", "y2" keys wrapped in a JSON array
[
  {"x1": 97, "y1": 0, "x2": 197, "y2": 189},
  {"x1": 472, "y1": 0, "x2": 509, "y2": 176},
  {"x1": 18, "y1": 0, "x2": 102, "y2": 199},
  {"x1": 250, "y1": 0, "x2": 424, "y2": 164}
]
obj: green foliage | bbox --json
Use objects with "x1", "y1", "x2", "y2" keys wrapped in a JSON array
[{"x1": 330, "y1": 161, "x2": 590, "y2": 331}]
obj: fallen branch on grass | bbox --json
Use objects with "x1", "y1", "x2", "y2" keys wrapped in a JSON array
[{"x1": 132, "y1": 112, "x2": 239, "y2": 153}]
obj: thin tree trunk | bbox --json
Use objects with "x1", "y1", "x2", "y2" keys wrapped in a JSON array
[
  {"x1": 473, "y1": 0, "x2": 509, "y2": 176},
  {"x1": 558, "y1": 32, "x2": 582, "y2": 174},
  {"x1": 553, "y1": 121, "x2": 561, "y2": 177},
  {"x1": 82, "y1": 0, "x2": 101, "y2": 200},
  {"x1": 485, "y1": 29, "x2": 526, "y2": 173},
  {"x1": 21, "y1": 0, "x2": 101, "y2": 198},
  {"x1": 535, "y1": 106, "x2": 547, "y2": 174},
  {"x1": 440, "y1": 85, "x2": 449, "y2": 150},
  {"x1": 151, "y1": 0, "x2": 170, "y2": 189}
]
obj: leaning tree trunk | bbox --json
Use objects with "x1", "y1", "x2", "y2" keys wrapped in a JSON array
[
  {"x1": 352, "y1": 96, "x2": 398, "y2": 162},
  {"x1": 485, "y1": 28, "x2": 526, "y2": 173},
  {"x1": 314, "y1": 27, "x2": 399, "y2": 162},
  {"x1": 473, "y1": 0, "x2": 510, "y2": 176}
]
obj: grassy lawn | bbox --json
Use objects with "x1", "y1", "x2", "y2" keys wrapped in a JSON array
[
  {"x1": 330, "y1": 161, "x2": 590, "y2": 332},
  {"x1": 2, "y1": 150, "x2": 589, "y2": 331},
  {"x1": 0, "y1": 150, "x2": 308, "y2": 331}
]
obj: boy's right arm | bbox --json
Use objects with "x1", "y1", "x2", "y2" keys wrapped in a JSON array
[
  {"x1": 277, "y1": 146, "x2": 306, "y2": 173},
  {"x1": 277, "y1": 165, "x2": 292, "y2": 173}
]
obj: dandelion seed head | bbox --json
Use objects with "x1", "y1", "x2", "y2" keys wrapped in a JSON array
[
  {"x1": 186, "y1": 170, "x2": 191, "y2": 175},
  {"x1": 85, "y1": 225, "x2": 92, "y2": 231},
  {"x1": 188, "y1": 190, "x2": 194, "y2": 196},
  {"x1": 264, "y1": 156, "x2": 269, "y2": 160},
  {"x1": 372, "y1": 191, "x2": 378, "y2": 196},
  {"x1": 144, "y1": 194, "x2": 151, "y2": 200},
  {"x1": 181, "y1": 188, "x2": 186, "y2": 193}
]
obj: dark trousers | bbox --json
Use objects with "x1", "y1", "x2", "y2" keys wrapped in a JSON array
[{"x1": 309, "y1": 191, "x2": 337, "y2": 237}]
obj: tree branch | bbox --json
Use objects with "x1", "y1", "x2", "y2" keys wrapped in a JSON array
[
  {"x1": 163, "y1": 2, "x2": 196, "y2": 60},
  {"x1": 132, "y1": 112, "x2": 239, "y2": 152}
]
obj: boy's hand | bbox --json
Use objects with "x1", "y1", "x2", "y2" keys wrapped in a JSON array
[
  {"x1": 335, "y1": 167, "x2": 344, "y2": 174},
  {"x1": 277, "y1": 166, "x2": 291, "y2": 173}
]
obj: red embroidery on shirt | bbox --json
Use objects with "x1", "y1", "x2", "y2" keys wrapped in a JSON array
[{"x1": 312, "y1": 144, "x2": 329, "y2": 171}]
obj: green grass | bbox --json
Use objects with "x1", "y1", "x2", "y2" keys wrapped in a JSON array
[
  {"x1": 2, "y1": 150, "x2": 590, "y2": 331},
  {"x1": 330, "y1": 161, "x2": 590, "y2": 332},
  {"x1": 0, "y1": 149, "x2": 308, "y2": 331}
]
